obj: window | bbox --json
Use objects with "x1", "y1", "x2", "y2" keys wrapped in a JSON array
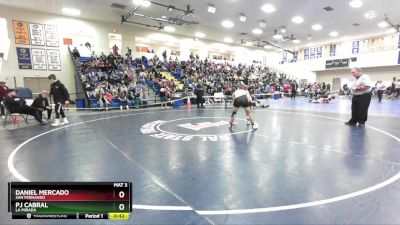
[{"x1": 0, "y1": 18, "x2": 10, "y2": 60}]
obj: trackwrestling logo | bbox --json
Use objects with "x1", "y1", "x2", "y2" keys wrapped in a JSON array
[{"x1": 140, "y1": 118, "x2": 251, "y2": 142}]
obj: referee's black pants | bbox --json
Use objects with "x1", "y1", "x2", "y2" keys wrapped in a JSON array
[{"x1": 349, "y1": 92, "x2": 372, "y2": 124}]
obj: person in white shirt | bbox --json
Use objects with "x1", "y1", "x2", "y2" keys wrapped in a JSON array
[
  {"x1": 396, "y1": 79, "x2": 400, "y2": 99},
  {"x1": 229, "y1": 84, "x2": 258, "y2": 130},
  {"x1": 376, "y1": 81, "x2": 386, "y2": 102},
  {"x1": 345, "y1": 68, "x2": 372, "y2": 127}
]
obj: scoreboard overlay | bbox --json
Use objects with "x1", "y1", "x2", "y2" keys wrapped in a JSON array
[{"x1": 8, "y1": 182, "x2": 132, "y2": 220}]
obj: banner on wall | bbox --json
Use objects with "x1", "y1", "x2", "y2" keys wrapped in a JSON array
[
  {"x1": 16, "y1": 47, "x2": 32, "y2": 69},
  {"x1": 316, "y1": 47, "x2": 322, "y2": 58},
  {"x1": 12, "y1": 20, "x2": 30, "y2": 45},
  {"x1": 398, "y1": 34, "x2": 400, "y2": 49},
  {"x1": 46, "y1": 49, "x2": 61, "y2": 71},
  {"x1": 329, "y1": 44, "x2": 336, "y2": 57},
  {"x1": 304, "y1": 49, "x2": 310, "y2": 60},
  {"x1": 31, "y1": 48, "x2": 47, "y2": 70},
  {"x1": 44, "y1": 25, "x2": 59, "y2": 47},
  {"x1": 293, "y1": 51, "x2": 298, "y2": 61},
  {"x1": 282, "y1": 52, "x2": 287, "y2": 63},
  {"x1": 352, "y1": 41, "x2": 360, "y2": 54},
  {"x1": 310, "y1": 48, "x2": 315, "y2": 59},
  {"x1": 398, "y1": 51, "x2": 400, "y2": 64},
  {"x1": 29, "y1": 23, "x2": 45, "y2": 46}
]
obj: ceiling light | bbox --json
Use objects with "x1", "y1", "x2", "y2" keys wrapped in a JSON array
[
  {"x1": 329, "y1": 31, "x2": 339, "y2": 37},
  {"x1": 364, "y1": 10, "x2": 376, "y2": 19},
  {"x1": 252, "y1": 29, "x2": 263, "y2": 35},
  {"x1": 291, "y1": 16, "x2": 304, "y2": 24},
  {"x1": 62, "y1": 7, "x2": 81, "y2": 16},
  {"x1": 293, "y1": 39, "x2": 301, "y2": 44},
  {"x1": 162, "y1": 15, "x2": 167, "y2": 19},
  {"x1": 208, "y1": 4, "x2": 216, "y2": 14},
  {"x1": 264, "y1": 45, "x2": 272, "y2": 49},
  {"x1": 224, "y1": 37, "x2": 233, "y2": 43},
  {"x1": 261, "y1": 4, "x2": 276, "y2": 13},
  {"x1": 164, "y1": 26, "x2": 176, "y2": 32},
  {"x1": 195, "y1": 32, "x2": 206, "y2": 38},
  {"x1": 245, "y1": 41, "x2": 253, "y2": 46},
  {"x1": 280, "y1": 28, "x2": 287, "y2": 33},
  {"x1": 349, "y1": 0, "x2": 363, "y2": 8},
  {"x1": 273, "y1": 34, "x2": 283, "y2": 40},
  {"x1": 258, "y1": 20, "x2": 267, "y2": 28},
  {"x1": 312, "y1": 24, "x2": 323, "y2": 30},
  {"x1": 133, "y1": 0, "x2": 151, "y2": 7},
  {"x1": 378, "y1": 21, "x2": 389, "y2": 28},
  {"x1": 222, "y1": 20, "x2": 234, "y2": 28},
  {"x1": 239, "y1": 14, "x2": 247, "y2": 22}
]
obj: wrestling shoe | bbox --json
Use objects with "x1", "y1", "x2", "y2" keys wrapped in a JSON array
[
  {"x1": 252, "y1": 123, "x2": 259, "y2": 130},
  {"x1": 51, "y1": 119, "x2": 60, "y2": 127},
  {"x1": 60, "y1": 118, "x2": 69, "y2": 125}
]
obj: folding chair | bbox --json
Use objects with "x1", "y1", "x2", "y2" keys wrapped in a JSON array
[{"x1": 2, "y1": 102, "x2": 28, "y2": 128}]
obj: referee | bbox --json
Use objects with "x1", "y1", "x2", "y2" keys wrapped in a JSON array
[{"x1": 345, "y1": 68, "x2": 372, "y2": 127}]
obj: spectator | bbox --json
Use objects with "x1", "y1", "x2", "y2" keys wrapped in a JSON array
[
  {"x1": 159, "y1": 85, "x2": 167, "y2": 109},
  {"x1": 3, "y1": 89, "x2": 46, "y2": 125},
  {"x1": 31, "y1": 91, "x2": 52, "y2": 121},
  {"x1": 72, "y1": 47, "x2": 80, "y2": 59},
  {"x1": 376, "y1": 81, "x2": 386, "y2": 103},
  {"x1": 195, "y1": 81, "x2": 205, "y2": 108},
  {"x1": 0, "y1": 81, "x2": 8, "y2": 118}
]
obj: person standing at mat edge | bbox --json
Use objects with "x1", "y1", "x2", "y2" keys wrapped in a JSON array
[
  {"x1": 345, "y1": 68, "x2": 372, "y2": 128},
  {"x1": 48, "y1": 74, "x2": 70, "y2": 126}
]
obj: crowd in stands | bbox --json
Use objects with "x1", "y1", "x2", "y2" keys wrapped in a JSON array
[{"x1": 72, "y1": 47, "x2": 400, "y2": 110}]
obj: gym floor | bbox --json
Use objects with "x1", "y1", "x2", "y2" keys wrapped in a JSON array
[{"x1": 1, "y1": 98, "x2": 400, "y2": 225}]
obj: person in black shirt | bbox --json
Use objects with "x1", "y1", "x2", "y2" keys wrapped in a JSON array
[
  {"x1": 291, "y1": 81, "x2": 298, "y2": 99},
  {"x1": 3, "y1": 89, "x2": 46, "y2": 125},
  {"x1": 0, "y1": 81, "x2": 8, "y2": 118},
  {"x1": 31, "y1": 91, "x2": 52, "y2": 121},
  {"x1": 195, "y1": 82, "x2": 205, "y2": 108},
  {"x1": 48, "y1": 74, "x2": 70, "y2": 126}
]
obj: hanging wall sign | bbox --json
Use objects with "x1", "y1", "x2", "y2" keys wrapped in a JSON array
[
  {"x1": 304, "y1": 49, "x2": 310, "y2": 60},
  {"x1": 310, "y1": 48, "x2": 316, "y2": 59},
  {"x1": 44, "y1": 24, "x2": 59, "y2": 47},
  {"x1": 46, "y1": 49, "x2": 61, "y2": 71},
  {"x1": 12, "y1": 20, "x2": 30, "y2": 45},
  {"x1": 31, "y1": 48, "x2": 47, "y2": 70},
  {"x1": 16, "y1": 47, "x2": 32, "y2": 69},
  {"x1": 29, "y1": 23, "x2": 45, "y2": 46},
  {"x1": 352, "y1": 41, "x2": 360, "y2": 54},
  {"x1": 329, "y1": 44, "x2": 336, "y2": 57}
]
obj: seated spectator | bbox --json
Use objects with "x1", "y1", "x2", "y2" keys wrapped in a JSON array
[
  {"x1": 31, "y1": 91, "x2": 52, "y2": 121},
  {"x1": 118, "y1": 91, "x2": 129, "y2": 109},
  {"x1": 0, "y1": 81, "x2": 8, "y2": 118},
  {"x1": 3, "y1": 89, "x2": 46, "y2": 125},
  {"x1": 72, "y1": 47, "x2": 80, "y2": 59}
]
